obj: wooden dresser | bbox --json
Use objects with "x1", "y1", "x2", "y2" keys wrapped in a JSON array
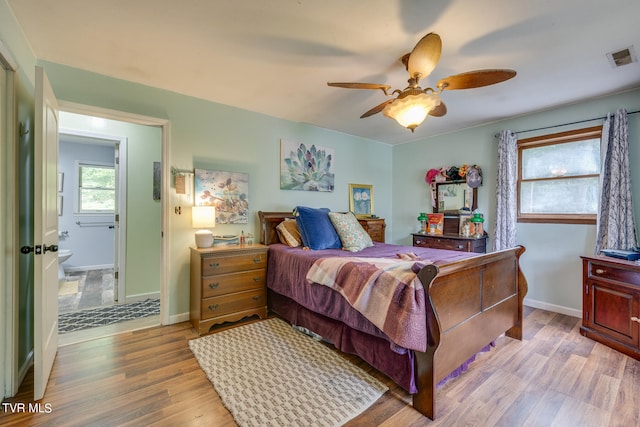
[
  {"x1": 358, "y1": 218, "x2": 386, "y2": 243},
  {"x1": 190, "y1": 244, "x2": 268, "y2": 335},
  {"x1": 412, "y1": 233, "x2": 487, "y2": 253},
  {"x1": 580, "y1": 255, "x2": 640, "y2": 360}
]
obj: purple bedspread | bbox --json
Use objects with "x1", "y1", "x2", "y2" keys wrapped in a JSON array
[
  {"x1": 266, "y1": 242, "x2": 474, "y2": 352},
  {"x1": 266, "y1": 242, "x2": 479, "y2": 393}
]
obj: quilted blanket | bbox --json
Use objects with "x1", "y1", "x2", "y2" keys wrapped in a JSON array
[{"x1": 306, "y1": 257, "x2": 428, "y2": 351}]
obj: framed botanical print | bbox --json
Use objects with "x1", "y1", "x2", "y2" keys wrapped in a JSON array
[
  {"x1": 280, "y1": 139, "x2": 335, "y2": 192},
  {"x1": 348, "y1": 183, "x2": 373, "y2": 218}
]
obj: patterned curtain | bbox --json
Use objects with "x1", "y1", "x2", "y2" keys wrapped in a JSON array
[
  {"x1": 595, "y1": 109, "x2": 638, "y2": 253},
  {"x1": 493, "y1": 130, "x2": 518, "y2": 251}
]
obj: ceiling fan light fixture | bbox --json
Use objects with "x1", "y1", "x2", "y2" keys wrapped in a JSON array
[{"x1": 383, "y1": 91, "x2": 441, "y2": 132}]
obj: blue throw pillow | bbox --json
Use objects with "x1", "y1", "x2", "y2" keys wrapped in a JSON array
[{"x1": 294, "y1": 206, "x2": 342, "y2": 250}]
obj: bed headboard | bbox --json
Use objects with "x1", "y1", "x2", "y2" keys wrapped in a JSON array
[{"x1": 257, "y1": 211, "x2": 295, "y2": 245}]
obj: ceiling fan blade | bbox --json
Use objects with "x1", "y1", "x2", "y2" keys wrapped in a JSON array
[
  {"x1": 327, "y1": 82, "x2": 392, "y2": 94},
  {"x1": 429, "y1": 101, "x2": 447, "y2": 117},
  {"x1": 407, "y1": 33, "x2": 442, "y2": 81},
  {"x1": 360, "y1": 99, "x2": 395, "y2": 118},
  {"x1": 436, "y1": 69, "x2": 516, "y2": 90}
]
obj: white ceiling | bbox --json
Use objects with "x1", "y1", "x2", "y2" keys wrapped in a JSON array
[{"x1": 7, "y1": 0, "x2": 640, "y2": 145}]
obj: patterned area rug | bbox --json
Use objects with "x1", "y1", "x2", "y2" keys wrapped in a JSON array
[
  {"x1": 58, "y1": 299, "x2": 160, "y2": 334},
  {"x1": 189, "y1": 318, "x2": 388, "y2": 427}
]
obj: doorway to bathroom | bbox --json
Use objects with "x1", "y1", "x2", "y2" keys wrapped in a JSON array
[
  {"x1": 57, "y1": 130, "x2": 124, "y2": 314},
  {"x1": 56, "y1": 110, "x2": 163, "y2": 341}
]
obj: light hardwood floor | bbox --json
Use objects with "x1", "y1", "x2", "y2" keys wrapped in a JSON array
[{"x1": 2, "y1": 307, "x2": 639, "y2": 426}]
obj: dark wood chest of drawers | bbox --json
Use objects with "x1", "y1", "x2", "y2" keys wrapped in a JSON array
[
  {"x1": 190, "y1": 244, "x2": 268, "y2": 335},
  {"x1": 358, "y1": 218, "x2": 386, "y2": 243},
  {"x1": 412, "y1": 233, "x2": 487, "y2": 253},
  {"x1": 580, "y1": 255, "x2": 640, "y2": 360}
]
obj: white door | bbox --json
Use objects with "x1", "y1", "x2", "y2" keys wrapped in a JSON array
[{"x1": 33, "y1": 66, "x2": 59, "y2": 400}]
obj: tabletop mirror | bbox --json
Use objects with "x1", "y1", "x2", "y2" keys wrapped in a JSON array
[{"x1": 434, "y1": 181, "x2": 477, "y2": 213}]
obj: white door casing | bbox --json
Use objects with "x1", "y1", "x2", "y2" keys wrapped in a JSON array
[{"x1": 34, "y1": 66, "x2": 59, "y2": 400}]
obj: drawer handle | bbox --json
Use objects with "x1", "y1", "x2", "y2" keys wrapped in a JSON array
[
  {"x1": 632, "y1": 317, "x2": 640, "y2": 324},
  {"x1": 595, "y1": 268, "x2": 605, "y2": 274},
  {"x1": 252, "y1": 295, "x2": 261, "y2": 301},
  {"x1": 457, "y1": 245, "x2": 463, "y2": 249},
  {"x1": 209, "y1": 262, "x2": 219, "y2": 269},
  {"x1": 208, "y1": 283, "x2": 219, "y2": 289},
  {"x1": 253, "y1": 257, "x2": 262, "y2": 264},
  {"x1": 208, "y1": 304, "x2": 219, "y2": 311},
  {"x1": 415, "y1": 239, "x2": 423, "y2": 245},
  {"x1": 253, "y1": 276, "x2": 262, "y2": 282}
]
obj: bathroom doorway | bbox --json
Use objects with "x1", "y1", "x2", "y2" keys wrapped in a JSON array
[
  {"x1": 56, "y1": 110, "x2": 163, "y2": 340},
  {"x1": 57, "y1": 130, "x2": 124, "y2": 314}
]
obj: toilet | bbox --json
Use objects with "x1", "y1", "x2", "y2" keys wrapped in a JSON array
[{"x1": 58, "y1": 249, "x2": 73, "y2": 280}]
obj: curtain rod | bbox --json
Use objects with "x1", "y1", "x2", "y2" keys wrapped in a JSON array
[{"x1": 495, "y1": 109, "x2": 640, "y2": 137}]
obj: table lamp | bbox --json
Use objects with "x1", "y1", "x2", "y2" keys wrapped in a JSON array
[{"x1": 192, "y1": 206, "x2": 216, "y2": 248}]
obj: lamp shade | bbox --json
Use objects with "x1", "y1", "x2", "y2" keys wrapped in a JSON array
[
  {"x1": 383, "y1": 91, "x2": 441, "y2": 132},
  {"x1": 192, "y1": 206, "x2": 216, "y2": 228},
  {"x1": 192, "y1": 206, "x2": 215, "y2": 248}
]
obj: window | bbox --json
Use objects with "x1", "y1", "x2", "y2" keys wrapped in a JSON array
[
  {"x1": 77, "y1": 162, "x2": 115, "y2": 213},
  {"x1": 518, "y1": 126, "x2": 602, "y2": 224}
]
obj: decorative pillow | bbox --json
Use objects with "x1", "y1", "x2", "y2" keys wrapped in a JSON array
[
  {"x1": 294, "y1": 206, "x2": 341, "y2": 250},
  {"x1": 328, "y1": 212, "x2": 374, "y2": 252},
  {"x1": 276, "y1": 219, "x2": 302, "y2": 247}
]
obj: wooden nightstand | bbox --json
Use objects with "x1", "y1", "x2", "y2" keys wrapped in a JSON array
[
  {"x1": 412, "y1": 233, "x2": 487, "y2": 253},
  {"x1": 580, "y1": 255, "x2": 640, "y2": 360},
  {"x1": 358, "y1": 218, "x2": 386, "y2": 243},
  {"x1": 190, "y1": 244, "x2": 268, "y2": 335}
]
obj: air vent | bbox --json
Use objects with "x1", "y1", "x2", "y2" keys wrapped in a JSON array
[{"x1": 607, "y1": 46, "x2": 637, "y2": 68}]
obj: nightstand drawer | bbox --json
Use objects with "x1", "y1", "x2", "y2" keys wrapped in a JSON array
[
  {"x1": 202, "y1": 270, "x2": 266, "y2": 298},
  {"x1": 202, "y1": 252, "x2": 267, "y2": 276},
  {"x1": 200, "y1": 289, "x2": 266, "y2": 320},
  {"x1": 589, "y1": 262, "x2": 640, "y2": 287},
  {"x1": 415, "y1": 236, "x2": 468, "y2": 251}
]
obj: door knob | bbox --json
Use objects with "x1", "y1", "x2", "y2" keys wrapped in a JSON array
[{"x1": 43, "y1": 244, "x2": 58, "y2": 253}]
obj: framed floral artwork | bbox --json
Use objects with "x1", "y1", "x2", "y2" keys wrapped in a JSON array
[
  {"x1": 348, "y1": 183, "x2": 373, "y2": 218},
  {"x1": 280, "y1": 139, "x2": 335, "y2": 192},
  {"x1": 194, "y1": 168, "x2": 248, "y2": 224}
]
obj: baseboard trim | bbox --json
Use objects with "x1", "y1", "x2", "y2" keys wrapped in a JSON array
[
  {"x1": 524, "y1": 298, "x2": 582, "y2": 318},
  {"x1": 64, "y1": 264, "x2": 113, "y2": 272},
  {"x1": 124, "y1": 292, "x2": 161, "y2": 304},
  {"x1": 169, "y1": 312, "x2": 189, "y2": 325}
]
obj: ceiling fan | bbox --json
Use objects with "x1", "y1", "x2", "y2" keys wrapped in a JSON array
[{"x1": 327, "y1": 33, "x2": 516, "y2": 132}]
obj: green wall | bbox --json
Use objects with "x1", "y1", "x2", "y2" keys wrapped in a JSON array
[{"x1": 393, "y1": 89, "x2": 640, "y2": 314}]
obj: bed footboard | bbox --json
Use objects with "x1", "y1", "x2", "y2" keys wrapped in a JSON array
[{"x1": 413, "y1": 246, "x2": 527, "y2": 419}]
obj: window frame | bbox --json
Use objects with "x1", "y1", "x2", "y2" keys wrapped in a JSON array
[
  {"x1": 517, "y1": 126, "x2": 602, "y2": 224},
  {"x1": 76, "y1": 161, "x2": 116, "y2": 215}
]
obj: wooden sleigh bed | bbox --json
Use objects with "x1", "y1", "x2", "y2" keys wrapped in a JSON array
[{"x1": 258, "y1": 211, "x2": 527, "y2": 420}]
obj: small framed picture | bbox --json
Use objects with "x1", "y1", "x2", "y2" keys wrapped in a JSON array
[
  {"x1": 58, "y1": 195, "x2": 63, "y2": 216},
  {"x1": 58, "y1": 172, "x2": 64, "y2": 192},
  {"x1": 348, "y1": 183, "x2": 373, "y2": 218}
]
